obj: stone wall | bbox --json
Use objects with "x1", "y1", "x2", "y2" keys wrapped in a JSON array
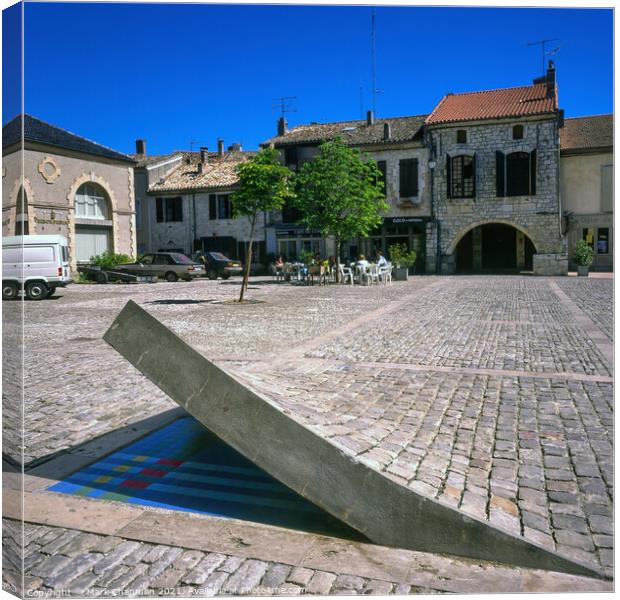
[{"x1": 426, "y1": 116, "x2": 567, "y2": 275}]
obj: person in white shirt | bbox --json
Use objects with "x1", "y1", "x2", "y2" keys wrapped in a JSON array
[
  {"x1": 356, "y1": 254, "x2": 370, "y2": 268},
  {"x1": 376, "y1": 250, "x2": 388, "y2": 267}
]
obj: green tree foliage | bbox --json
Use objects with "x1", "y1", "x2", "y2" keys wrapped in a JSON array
[
  {"x1": 294, "y1": 138, "x2": 388, "y2": 278},
  {"x1": 232, "y1": 147, "x2": 295, "y2": 301}
]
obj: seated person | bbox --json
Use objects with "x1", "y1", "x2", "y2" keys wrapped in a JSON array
[
  {"x1": 376, "y1": 250, "x2": 388, "y2": 267},
  {"x1": 356, "y1": 254, "x2": 370, "y2": 268},
  {"x1": 274, "y1": 255, "x2": 284, "y2": 270}
]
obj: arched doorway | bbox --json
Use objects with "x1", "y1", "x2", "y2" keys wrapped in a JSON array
[
  {"x1": 15, "y1": 186, "x2": 29, "y2": 236},
  {"x1": 74, "y1": 182, "x2": 113, "y2": 262},
  {"x1": 454, "y1": 223, "x2": 535, "y2": 273}
]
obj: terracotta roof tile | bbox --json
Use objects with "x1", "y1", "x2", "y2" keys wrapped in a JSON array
[
  {"x1": 426, "y1": 83, "x2": 558, "y2": 125},
  {"x1": 133, "y1": 152, "x2": 182, "y2": 168},
  {"x1": 148, "y1": 151, "x2": 256, "y2": 193},
  {"x1": 560, "y1": 115, "x2": 613, "y2": 152},
  {"x1": 265, "y1": 115, "x2": 426, "y2": 146}
]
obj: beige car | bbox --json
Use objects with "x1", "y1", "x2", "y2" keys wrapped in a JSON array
[{"x1": 116, "y1": 252, "x2": 204, "y2": 282}]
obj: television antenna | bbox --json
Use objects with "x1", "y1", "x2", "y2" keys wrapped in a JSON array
[
  {"x1": 526, "y1": 38, "x2": 559, "y2": 75},
  {"x1": 272, "y1": 96, "x2": 298, "y2": 117},
  {"x1": 189, "y1": 140, "x2": 199, "y2": 151},
  {"x1": 371, "y1": 8, "x2": 377, "y2": 114}
]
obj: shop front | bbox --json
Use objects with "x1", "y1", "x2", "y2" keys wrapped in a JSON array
[
  {"x1": 272, "y1": 224, "x2": 329, "y2": 261},
  {"x1": 354, "y1": 216, "x2": 429, "y2": 273}
]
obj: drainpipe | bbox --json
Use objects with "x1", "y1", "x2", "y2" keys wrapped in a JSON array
[{"x1": 192, "y1": 193, "x2": 197, "y2": 251}]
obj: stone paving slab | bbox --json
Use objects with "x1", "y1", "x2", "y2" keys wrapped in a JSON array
[
  {"x1": 241, "y1": 360, "x2": 613, "y2": 574},
  {"x1": 6, "y1": 277, "x2": 429, "y2": 466},
  {"x1": 3, "y1": 517, "x2": 612, "y2": 597},
  {"x1": 557, "y1": 278, "x2": 614, "y2": 341}
]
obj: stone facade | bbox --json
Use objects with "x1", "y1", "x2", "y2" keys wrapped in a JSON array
[
  {"x1": 425, "y1": 116, "x2": 567, "y2": 275},
  {"x1": 2, "y1": 145, "x2": 136, "y2": 271}
]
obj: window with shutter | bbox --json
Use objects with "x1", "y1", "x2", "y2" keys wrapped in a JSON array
[
  {"x1": 446, "y1": 154, "x2": 452, "y2": 199},
  {"x1": 512, "y1": 125, "x2": 524, "y2": 140},
  {"x1": 399, "y1": 159, "x2": 418, "y2": 197},
  {"x1": 456, "y1": 130, "x2": 467, "y2": 144},
  {"x1": 450, "y1": 155, "x2": 475, "y2": 198},
  {"x1": 506, "y1": 152, "x2": 530, "y2": 196},
  {"x1": 529, "y1": 150, "x2": 536, "y2": 196},
  {"x1": 156, "y1": 198, "x2": 164, "y2": 222},
  {"x1": 496, "y1": 151, "x2": 505, "y2": 197},
  {"x1": 209, "y1": 195, "x2": 217, "y2": 220},
  {"x1": 377, "y1": 161, "x2": 387, "y2": 196}
]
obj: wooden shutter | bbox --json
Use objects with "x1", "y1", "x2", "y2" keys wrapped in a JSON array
[
  {"x1": 496, "y1": 151, "x2": 505, "y2": 197},
  {"x1": 446, "y1": 154, "x2": 452, "y2": 199},
  {"x1": 209, "y1": 195, "x2": 217, "y2": 220},
  {"x1": 530, "y1": 149, "x2": 537, "y2": 195},
  {"x1": 174, "y1": 197, "x2": 183, "y2": 222},
  {"x1": 472, "y1": 153, "x2": 476, "y2": 198},
  {"x1": 156, "y1": 198, "x2": 163, "y2": 222},
  {"x1": 411, "y1": 158, "x2": 419, "y2": 197}
]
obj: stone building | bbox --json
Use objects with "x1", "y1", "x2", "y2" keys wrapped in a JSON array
[
  {"x1": 560, "y1": 115, "x2": 613, "y2": 271},
  {"x1": 2, "y1": 114, "x2": 137, "y2": 268},
  {"x1": 424, "y1": 63, "x2": 567, "y2": 275},
  {"x1": 138, "y1": 140, "x2": 260, "y2": 261},
  {"x1": 265, "y1": 112, "x2": 431, "y2": 270}
]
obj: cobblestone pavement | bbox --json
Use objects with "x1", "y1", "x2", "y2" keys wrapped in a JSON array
[
  {"x1": 557, "y1": 278, "x2": 614, "y2": 341},
  {"x1": 3, "y1": 274, "x2": 614, "y2": 590},
  {"x1": 4, "y1": 520, "x2": 441, "y2": 597}
]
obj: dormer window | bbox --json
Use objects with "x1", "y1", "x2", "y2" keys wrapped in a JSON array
[
  {"x1": 513, "y1": 125, "x2": 524, "y2": 140},
  {"x1": 456, "y1": 130, "x2": 467, "y2": 144}
]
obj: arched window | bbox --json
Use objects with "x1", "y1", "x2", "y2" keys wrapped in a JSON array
[
  {"x1": 512, "y1": 125, "x2": 524, "y2": 140},
  {"x1": 15, "y1": 186, "x2": 29, "y2": 235},
  {"x1": 448, "y1": 155, "x2": 475, "y2": 198},
  {"x1": 75, "y1": 183, "x2": 110, "y2": 219}
]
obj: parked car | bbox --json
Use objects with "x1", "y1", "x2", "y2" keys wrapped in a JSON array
[
  {"x1": 192, "y1": 251, "x2": 243, "y2": 280},
  {"x1": 115, "y1": 252, "x2": 204, "y2": 282},
  {"x1": 3, "y1": 235, "x2": 72, "y2": 300}
]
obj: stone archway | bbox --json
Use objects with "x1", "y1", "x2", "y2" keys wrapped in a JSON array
[{"x1": 451, "y1": 221, "x2": 537, "y2": 273}]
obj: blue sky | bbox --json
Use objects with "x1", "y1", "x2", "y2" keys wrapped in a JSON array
[{"x1": 3, "y1": 3, "x2": 614, "y2": 155}]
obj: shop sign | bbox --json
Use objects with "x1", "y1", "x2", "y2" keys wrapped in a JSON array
[{"x1": 384, "y1": 216, "x2": 427, "y2": 225}]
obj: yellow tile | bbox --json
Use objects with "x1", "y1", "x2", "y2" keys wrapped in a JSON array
[
  {"x1": 114, "y1": 465, "x2": 131, "y2": 473},
  {"x1": 94, "y1": 475, "x2": 113, "y2": 484},
  {"x1": 132, "y1": 455, "x2": 149, "y2": 463}
]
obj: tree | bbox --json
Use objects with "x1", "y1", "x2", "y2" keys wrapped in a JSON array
[
  {"x1": 294, "y1": 138, "x2": 388, "y2": 279},
  {"x1": 232, "y1": 147, "x2": 295, "y2": 302}
]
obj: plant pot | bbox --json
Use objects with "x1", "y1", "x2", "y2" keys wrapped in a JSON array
[
  {"x1": 577, "y1": 265, "x2": 590, "y2": 277},
  {"x1": 394, "y1": 267, "x2": 409, "y2": 281}
]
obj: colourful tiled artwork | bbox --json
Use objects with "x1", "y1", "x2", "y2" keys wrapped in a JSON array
[{"x1": 48, "y1": 417, "x2": 361, "y2": 539}]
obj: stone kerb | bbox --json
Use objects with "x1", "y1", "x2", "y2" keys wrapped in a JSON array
[{"x1": 103, "y1": 300, "x2": 603, "y2": 579}]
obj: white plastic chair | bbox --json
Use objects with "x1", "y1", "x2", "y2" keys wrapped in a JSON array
[
  {"x1": 367, "y1": 264, "x2": 380, "y2": 285},
  {"x1": 339, "y1": 264, "x2": 354, "y2": 285},
  {"x1": 379, "y1": 263, "x2": 393, "y2": 285}
]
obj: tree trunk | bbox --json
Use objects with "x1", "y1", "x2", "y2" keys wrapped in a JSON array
[
  {"x1": 239, "y1": 214, "x2": 256, "y2": 303},
  {"x1": 335, "y1": 238, "x2": 341, "y2": 283}
]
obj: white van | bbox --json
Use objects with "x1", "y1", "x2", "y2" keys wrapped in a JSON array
[{"x1": 3, "y1": 235, "x2": 72, "y2": 300}]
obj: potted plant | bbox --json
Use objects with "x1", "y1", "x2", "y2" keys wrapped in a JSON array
[
  {"x1": 574, "y1": 240, "x2": 594, "y2": 277},
  {"x1": 388, "y1": 243, "x2": 417, "y2": 281}
]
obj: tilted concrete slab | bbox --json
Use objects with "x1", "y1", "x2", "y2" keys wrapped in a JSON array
[{"x1": 103, "y1": 300, "x2": 604, "y2": 579}]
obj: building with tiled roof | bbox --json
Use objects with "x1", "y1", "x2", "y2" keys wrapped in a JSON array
[
  {"x1": 3, "y1": 114, "x2": 135, "y2": 164},
  {"x1": 2, "y1": 114, "x2": 137, "y2": 270},
  {"x1": 264, "y1": 111, "x2": 431, "y2": 266},
  {"x1": 425, "y1": 83, "x2": 558, "y2": 125},
  {"x1": 135, "y1": 140, "x2": 264, "y2": 261},
  {"x1": 423, "y1": 62, "x2": 569, "y2": 275},
  {"x1": 264, "y1": 114, "x2": 426, "y2": 147},
  {"x1": 560, "y1": 114, "x2": 613, "y2": 154},
  {"x1": 559, "y1": 114, "x2": 613, "y2": 272}
]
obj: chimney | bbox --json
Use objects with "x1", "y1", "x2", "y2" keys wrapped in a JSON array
[
  {"x1": 277, "y1": 117, "x2": 288, "y2": 136},
  {"x1": 217, "y1": 138, "x2": 224, "y2": 157},
  {"x1": 200, "y1": 147, "x2": 209, "y2": 171},
  {"x1": 383, "y1": 122, "x2": 391, "y2": 141},
  {"x1": 545, "y1": 60, "x2": 556, "y2": 98},
  {"x1": 366, "y1": 110, "x2": 375, "y2": 126},
  {"x1": 228, "y1": 143, "x2": 243, "y2": 152},
  {"x1": 135, "y1": 139, "x2": 146, "y2": 156}
]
